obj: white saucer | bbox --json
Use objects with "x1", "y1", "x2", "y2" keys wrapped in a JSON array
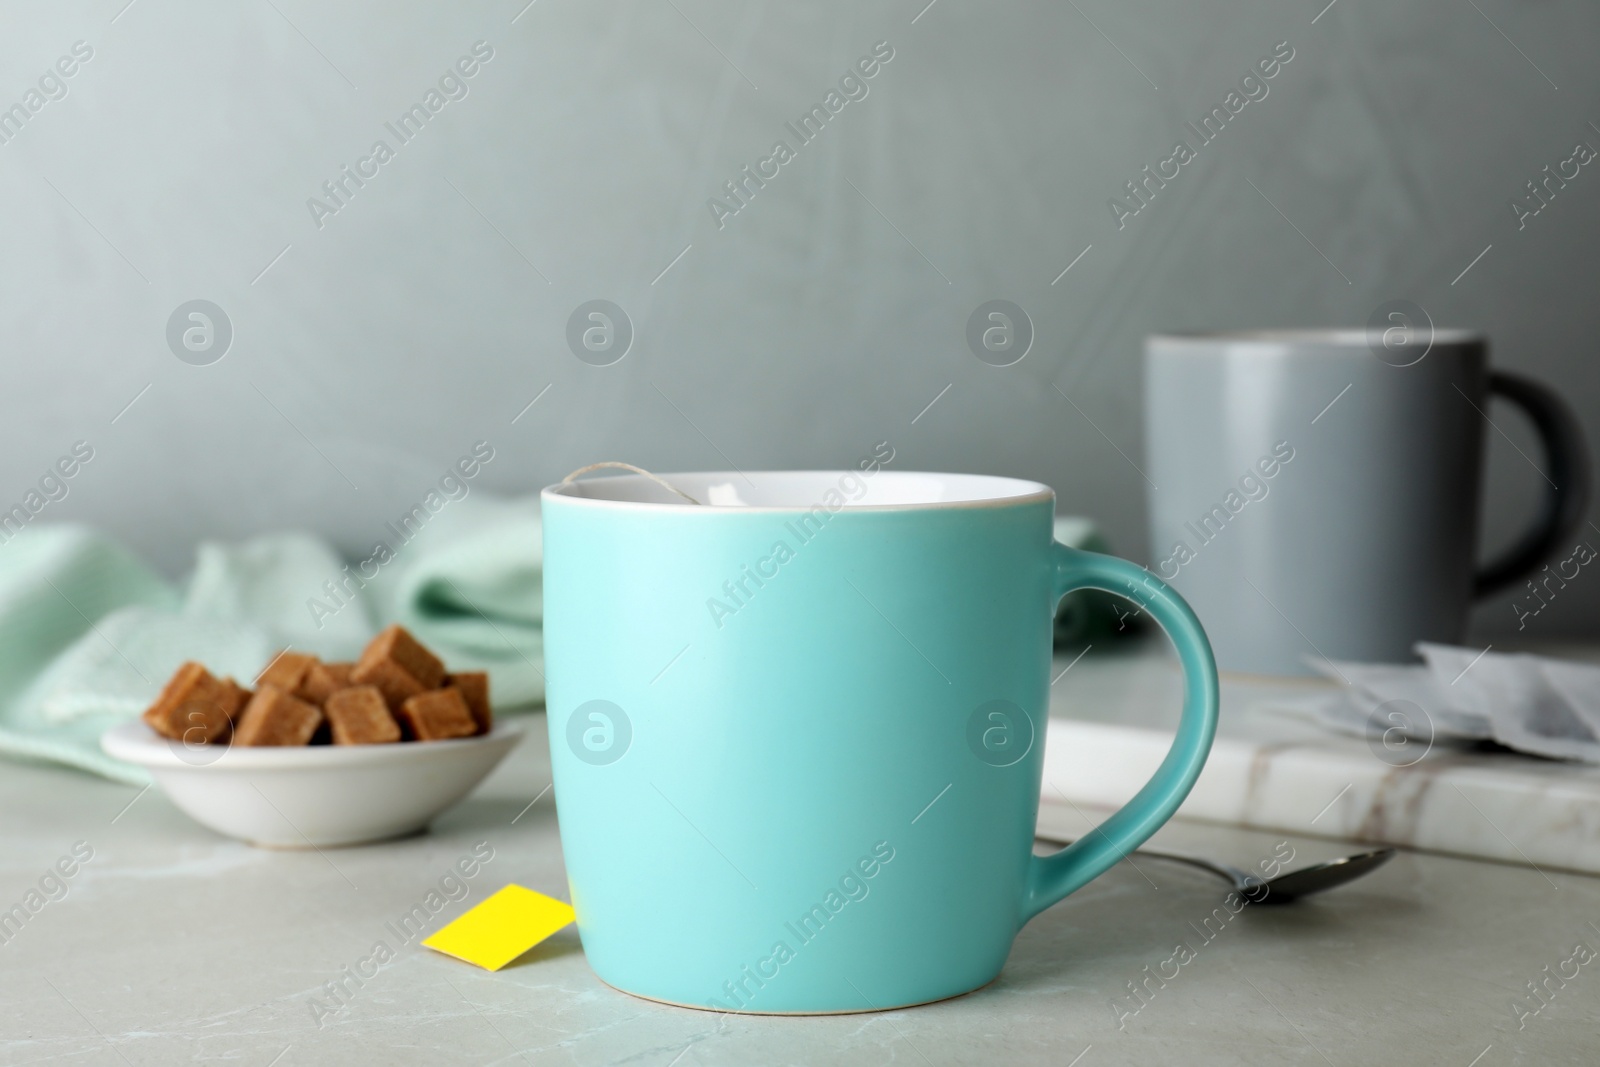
[{"x1": 101, "y1": 720, "x2": 523, "y2": 848}]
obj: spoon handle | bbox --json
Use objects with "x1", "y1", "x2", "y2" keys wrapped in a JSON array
[{"x1": 1035, "y1": 834, "x2": 1252, "y2": 892}]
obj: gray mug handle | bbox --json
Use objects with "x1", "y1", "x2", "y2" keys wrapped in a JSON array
[{"x1": 1474, "y1": 370, "x2": 1592, "y2": 598}]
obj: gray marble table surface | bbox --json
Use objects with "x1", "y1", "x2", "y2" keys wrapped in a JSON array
[{"x1": 2, "y1": 649, "x2": 1595, "y2": 1066}]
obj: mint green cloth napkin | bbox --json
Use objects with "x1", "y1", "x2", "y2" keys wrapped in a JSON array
[{"x1": 0, "y1": 495, "x2": 543, "y2": 784}]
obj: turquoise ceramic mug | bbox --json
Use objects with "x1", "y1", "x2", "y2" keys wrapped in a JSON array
[{"x1": 542, "y1": 467, "x2": 1218, "y2": 1013}]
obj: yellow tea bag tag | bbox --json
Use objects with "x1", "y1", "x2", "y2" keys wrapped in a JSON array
[{"x1": 422, "y1": 884, "x2": 576, "y2": 971}]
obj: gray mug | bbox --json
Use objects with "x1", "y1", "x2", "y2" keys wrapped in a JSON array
[{"x1": 1143, "y1": 329, "x2": 1590, "y2": 676}]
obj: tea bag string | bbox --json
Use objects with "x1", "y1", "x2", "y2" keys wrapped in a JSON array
[{"x1": 559, "y1": 462, "x2": 703, "y2": 505}]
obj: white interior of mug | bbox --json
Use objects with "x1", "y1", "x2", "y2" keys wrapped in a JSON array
[
  {"x1": 1149, "y1": 328, "x2": 1482, "y2": 347},
  {"x1": 545, "y1": 470, "x2": 1053, "y2": 510}
]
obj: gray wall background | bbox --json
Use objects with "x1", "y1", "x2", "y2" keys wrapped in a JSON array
[{"x1": 1, "y1": 0, "x2": 1596, "y2": 639}]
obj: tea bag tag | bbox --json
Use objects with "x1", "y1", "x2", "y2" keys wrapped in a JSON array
[{"x1": 421, "y1": 884, "x2": 576, "y2": 971}]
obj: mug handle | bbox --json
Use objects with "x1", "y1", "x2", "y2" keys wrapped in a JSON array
[
  {"x1": 1021, "y1": 545, "x2": 1220, "y2": 924},
  {"x1": 1473, "y1": 370, "x2": 1592, "y2": 598}
]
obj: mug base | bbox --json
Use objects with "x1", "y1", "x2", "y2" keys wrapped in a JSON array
[{"x1": 593, "y1": 972, "x2": 1000, "y2": 1016}]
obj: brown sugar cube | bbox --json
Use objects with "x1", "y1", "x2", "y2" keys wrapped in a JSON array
[
  {"x1": 352, "y1": 625, "x2": 444, "y2": 710},
  {"x1": 221, "y1": 679, "x2": 253, "y2": 723},
  {"x1": 446, "y1": 672, "x2": 491, "y2": 735},
  {"x1": 233, "y1": 685, "x2": 323, "y2": 746},
  {"x1": 324, "y1": 685, "x2": 401, "y2": 745},
  {"x1": 142, "y1": 662, "x2": 249, "y2": 744},
  {"x1": 300, "y1": 661, "x2": 355, "y2": 706},
  {"x1": 396, "y1": 687, "x2": 477, "y2": 742},
  {"x1": 361, "y1": 624, "x2": 445, "y2": 687},
  {"x1": 350, "y1": 656, "x2": 425, "y2": 712},
  {"x1": 256, "y1": 650, "x2": 319, "y2": 696}
]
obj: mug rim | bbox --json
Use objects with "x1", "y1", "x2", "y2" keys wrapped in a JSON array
[
  {"x1": 542, "y1": 469, "x2": 1055, "y2": 513},
  {"x1": 1147, "y1": 327, "x2": 1483, "y2": 347}
]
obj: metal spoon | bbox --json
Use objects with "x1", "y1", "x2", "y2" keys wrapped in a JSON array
[{"x1": 1034, "y1": 835, "x2": 1396, "y2": 904}]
